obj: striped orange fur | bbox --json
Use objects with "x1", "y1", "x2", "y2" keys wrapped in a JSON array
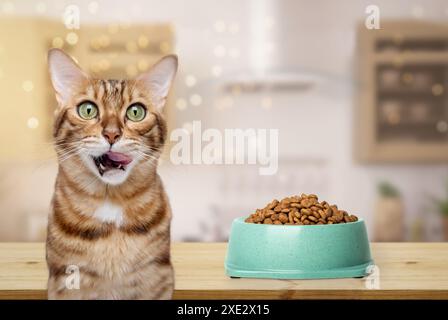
[{"x1": 46, "y1": 49, "x2": 177, "y2": 299}]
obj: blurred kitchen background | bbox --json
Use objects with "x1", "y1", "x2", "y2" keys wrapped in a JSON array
[{"x1": 1, "y1": 0, "x2": 448, "y2": 242}]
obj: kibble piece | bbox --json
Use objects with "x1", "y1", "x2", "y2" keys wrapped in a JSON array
[
  {"x1": 290, "y1": 196, "x2": 300, "y2": 203},
  {"x1": 318, "y1": 210, "x2": 326, "y2": 219},
  {"x1": 288, "y1": 212, "x2": 294, "y2": 223},
  {"x1": 279, "y1": 213, "x2": 288, "y2": 223},
  {"x1": 264, "y1": 210, "x2": 274, "y2": 217},
  {"x1": 245, "y1": 194, "x2": 359, "y2": 226},
  {"x1": 301, "y1": 208, "x2": 311, "y2": 215},
  {"x1": 301, "y1": 199, "x2": 312, "y2": 208},
  {"x1": 267, "y1": 200, "x2": 279, "y2": 210}
]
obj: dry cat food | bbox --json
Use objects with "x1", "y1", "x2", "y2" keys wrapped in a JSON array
[{"x1": 245, "y1": 194, "x2": 359, "y2": 225}]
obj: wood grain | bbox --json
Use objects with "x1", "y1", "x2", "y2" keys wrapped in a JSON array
[{"x1": 0, "y1": 242, "x2": 447, "y2": 299}]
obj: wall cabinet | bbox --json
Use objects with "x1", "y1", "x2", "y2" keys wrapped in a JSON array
[{"x1": 355, "y1": 21, "x2": 448, "y2": 162}]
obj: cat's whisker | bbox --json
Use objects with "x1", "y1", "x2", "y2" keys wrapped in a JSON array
[
  {"x1": 56, "y1": 146, "x2": 82, "y2": 159},
  {"x1": 57, "y1": 147, "x2": 82, "y2": 163},
  {"x1": 135, "y1": 151, "x2": 159, "y2": 163}
]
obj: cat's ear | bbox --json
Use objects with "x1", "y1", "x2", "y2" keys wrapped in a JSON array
[
  {"x1": 137, "y1": 54, "x2": 178, "y2": 111},
  {"x1": 48, "y1": 49, "x2": 88, "y2": 106}
]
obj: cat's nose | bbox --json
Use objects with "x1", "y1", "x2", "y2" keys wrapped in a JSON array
[{"x1": 102, "y1": 129, "x2": 121, "y2": 145}]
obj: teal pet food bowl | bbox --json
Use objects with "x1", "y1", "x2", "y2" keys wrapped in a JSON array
[{"x1": 225, "y1": 217, "x2": 373, "y2": 279}]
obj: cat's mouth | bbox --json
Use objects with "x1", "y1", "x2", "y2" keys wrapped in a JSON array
[{"x1": 92, "y1": 151, "x2": 133, "y2": 176}]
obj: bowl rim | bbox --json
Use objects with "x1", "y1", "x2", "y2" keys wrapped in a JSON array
[{"x1": 234, "y1": 216, "x2": 364, "y2": 228}]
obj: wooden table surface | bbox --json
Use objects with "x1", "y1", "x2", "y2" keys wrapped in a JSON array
[{"x1": 0, "y1": 242, "x2": 447, "y2": 299}]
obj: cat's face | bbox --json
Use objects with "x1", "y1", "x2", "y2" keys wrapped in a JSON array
[{"x1": 48, "y1": 49, "x2": 177, "y2": 185}]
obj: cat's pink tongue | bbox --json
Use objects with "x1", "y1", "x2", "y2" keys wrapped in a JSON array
[{"x1": 106, "y1": 151, "x2": 132, "y2": 165}]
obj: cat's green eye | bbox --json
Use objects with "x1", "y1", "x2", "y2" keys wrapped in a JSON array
[
  {"x1": 126, "y1": 103, "x2": 146, "y2": 122},
  {"x1": 77, "y1": 101, "x2": 98, "y2": 120}
]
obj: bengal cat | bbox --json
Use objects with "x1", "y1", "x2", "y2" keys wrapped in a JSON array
[{"x1": 46, "y1": 48, "x2": 177, "y2": 299}]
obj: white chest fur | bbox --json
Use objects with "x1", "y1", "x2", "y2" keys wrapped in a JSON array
[{"x1": 93, "y1": 200, "x2": 124, "y2": 226}]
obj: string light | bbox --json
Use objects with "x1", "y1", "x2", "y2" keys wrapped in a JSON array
[
  {"x1": 185, "y1": 75, "x2": 197, "y2": 87},
  {"x1": 138, "y1": 35, "x2": 149, "y2": 48},
  {"x1": 211, "y1": 65, "x2": 223, "y2": 77},
  {"x1": 437, "y1": 121, "x2": 448, "y2": 133},
  {"x1": 35, "y1": 2, "x2": 46, "y2": 14},
  {"x1": 98, "y1": 35, "x2": 110, "y2": 48},
  {"x1": 22, "y1": 80, "x2": 34, "y2": 92},
  {"x1": 88, "y1": 1, "x2": 99, "y2": 14},
  {"x1": 190, "y1": 94, "x2": 202, "y2": 106},
  {"x1": 432, "y1": 84, "x2": 444, "y2": 96},
  {"x1": 66, "y1": 32, "x2": 78, "y2": 45},
  {"x1": 176, "y1": 98, "x2": 187, "y2": 110},
  {"x1": 137, "y1": 59, "x2": 149, "y2": 71},
  {"x1": 27, "y1": 117, "x2": 39, "y2": 129},
  {"x1": 52, "y1": 37, "x2": 64, "y2": 48},
  {"x1": 214, "y1": 20, "x2": 226, "y2": 33}
]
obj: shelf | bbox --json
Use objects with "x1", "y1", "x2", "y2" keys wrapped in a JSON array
[
  {"x1": 374, "y1": 52, "x2": 448, "y2": 65},
  {"x1": 355, "y1": 20, "x2": 448, "y2": 162}
]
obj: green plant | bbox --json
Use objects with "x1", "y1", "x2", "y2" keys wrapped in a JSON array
[{"x1": 378, "y1": 181, "x2": 400, "y2": 198}]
